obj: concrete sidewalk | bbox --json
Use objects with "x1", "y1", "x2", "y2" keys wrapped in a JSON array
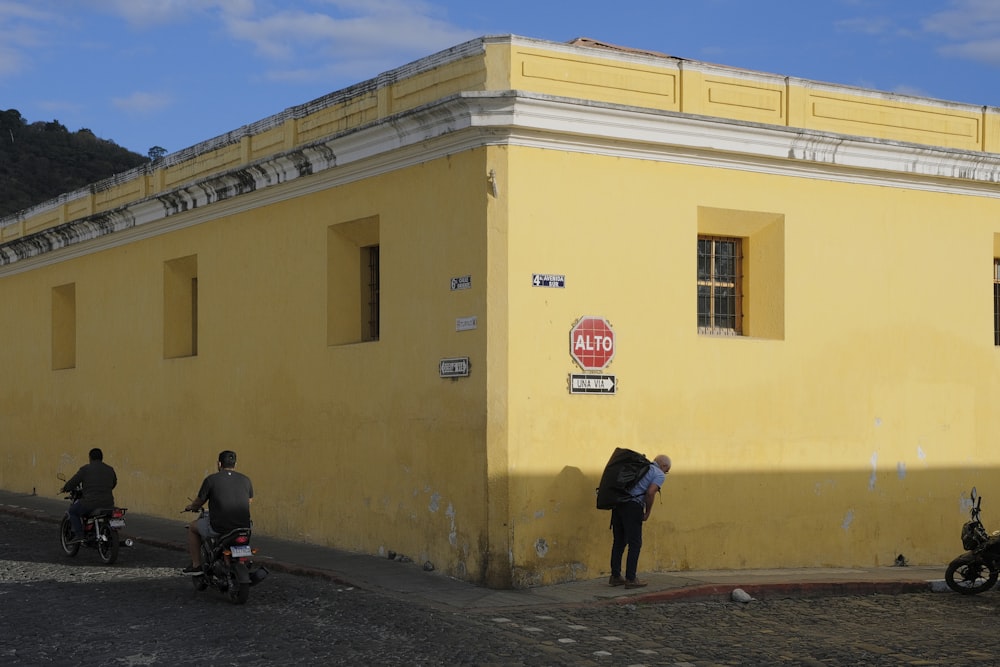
[{"x1": 0, "y1": 488, "x2": 949, "y2": 612}]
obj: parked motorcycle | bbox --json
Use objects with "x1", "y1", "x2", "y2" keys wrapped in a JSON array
[
  {"x1": 183, "y1": 509, "x2": 268, "y2": 604},
  {"x1": 945, "y1": 486, "x2": 1000, "y2": 594},
  {"x1": 57, "y1": 473, "x2": 132, "y2": 565}
]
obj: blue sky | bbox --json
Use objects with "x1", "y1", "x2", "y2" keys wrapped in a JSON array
[{"x1": 1, "y1": 0, "x2": 999, "y2": 157}]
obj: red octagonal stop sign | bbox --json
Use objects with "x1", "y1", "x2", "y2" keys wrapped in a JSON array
[{"x1": 570, "y1": 316, "x2": 615, "y2": 370}]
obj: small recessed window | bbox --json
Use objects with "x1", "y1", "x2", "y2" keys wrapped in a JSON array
[
  {"x1": 164, "y1": 255, "x2": 198, "y2": 358},
  {"x1": 697, "y1": 236, "x2": 743, "y2": 336}
]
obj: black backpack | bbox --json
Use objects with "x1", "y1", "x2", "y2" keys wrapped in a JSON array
[{"x1": 595, "y1": 447, "x2": 652, "y2": 510}]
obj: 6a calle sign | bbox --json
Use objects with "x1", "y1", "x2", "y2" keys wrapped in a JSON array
[{"x1": 569, "y1": 316, "x2": 615, "y2": 370}]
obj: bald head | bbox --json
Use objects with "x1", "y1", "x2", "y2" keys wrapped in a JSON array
[{"x1": 654, "y1": 455, "x2": 671, "y2": 474}]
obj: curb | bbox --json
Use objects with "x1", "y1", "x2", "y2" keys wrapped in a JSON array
[{"x1": 617, "y1": 580, "x2": 938, "y2": 605}]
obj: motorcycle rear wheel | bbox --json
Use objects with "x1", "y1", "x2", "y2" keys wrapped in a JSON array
[
  {"x1": 228, "y1": 567, "x2": 249, "y2": 605},
  {"x1": 59, "y1": 516, "x2": 80, "y2": 557},
  {"x1": 96, "y1": 524, "x2": 119, "y2": 565},
  {"x1": 945, "y1": 558, "x2": 998, "y2": 594}
]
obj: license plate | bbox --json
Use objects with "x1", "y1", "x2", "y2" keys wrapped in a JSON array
[
  {"x1": 109, "y1": 519, "x2": 125, "y2": 529},
  {"x1": 230, "y1": 545, "x2": 252, "y2": 557}
]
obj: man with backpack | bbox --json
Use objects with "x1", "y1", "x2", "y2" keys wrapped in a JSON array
[{"x1": 608, "y1": 453, "x2": 671, "y2": 588}]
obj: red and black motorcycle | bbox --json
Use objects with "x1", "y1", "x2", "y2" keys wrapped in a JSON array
[
  {"x1": 945, "y1": 486, "x2": 1000, "y2": 594},
  {"x1": 57, "y1": 474, "x2": 132, "y2": 565},
  {"x1": 184, "y1": 509, "x2": 268, "y2": 605}
]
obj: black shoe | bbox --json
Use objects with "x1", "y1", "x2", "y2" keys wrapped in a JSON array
[
  {"x1": 181, "y1": 564, "x2": 202, "y2": 575},
  {"x1": 67, "y1": 535, "x2": 84, "y2": 545}
]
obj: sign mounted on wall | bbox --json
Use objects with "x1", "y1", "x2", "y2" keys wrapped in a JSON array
[
  {"x1": 569, "y1": 374, "x2": 617, "y2": 395},
  {"x1": 450, "y1": 275, "x2": 472, "y2": 291},
  {"x1": 532, "y1": 273, "x2": 565, "y2": 288},
  {"x1": 439, "y1": 357, "x2": 470, "y2": 378},
  {"x1": 569, "y1": 316, "x2": 615, "y2": 370}
]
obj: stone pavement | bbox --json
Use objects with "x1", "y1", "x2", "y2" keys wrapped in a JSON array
[{"x1": 0, "y1": 488, "x2": 949, "y2": 612}]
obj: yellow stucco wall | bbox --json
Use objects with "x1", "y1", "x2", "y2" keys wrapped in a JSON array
[
  {"x1": 2, "y1": 35, "x2": 1000, "y2": 587},
  {"x1": 502, "y1": 145, "x2": 1000, "y2": 584},
  {"x1": 0, "y1": 148, "x2": 509, "y2": 583}
]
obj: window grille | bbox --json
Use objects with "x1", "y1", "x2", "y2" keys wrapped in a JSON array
[
  {"x1": 365, "y1": 245, "x2": 380, "y2": 342},
  {"x1": 994, "y1": 259, "x2": 1000, "y2": 346},
  {"x1": 698, "y1": 236, "x2": 743, "y2": 335}
]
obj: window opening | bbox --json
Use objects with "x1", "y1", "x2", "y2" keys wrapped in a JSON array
[{"x1": 698, "y1": 236, "x2": 743, "y2": 335}]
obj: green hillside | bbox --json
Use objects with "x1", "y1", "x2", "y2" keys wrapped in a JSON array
[{"x1": 0, "y1": 109, "x2": 149, "y2": 219}]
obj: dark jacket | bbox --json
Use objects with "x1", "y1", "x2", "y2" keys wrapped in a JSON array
[{"x1": 62, "y1": 460, "x2": 117, "y2": 512}]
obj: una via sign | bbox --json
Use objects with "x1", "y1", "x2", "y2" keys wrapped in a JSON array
[{"x1": 569, "y1": 374, "x2": 616, "y2": 395}]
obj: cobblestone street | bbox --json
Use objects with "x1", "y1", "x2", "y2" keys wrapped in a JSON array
[{"x1": 1, "y1": 512, "x2": 998, "y2": 666}]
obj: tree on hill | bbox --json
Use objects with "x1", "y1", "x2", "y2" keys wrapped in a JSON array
[{"x1": 0, "y1": 109, "x2": 149, "y2": 219}]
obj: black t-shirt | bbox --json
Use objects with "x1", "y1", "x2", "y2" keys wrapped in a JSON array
[
  {"x1": 197, "y1": 469, "x2": 253, "y2": 533},
  {"x1": 63, "y1": 461, "x2": 117, "y2": 512}
]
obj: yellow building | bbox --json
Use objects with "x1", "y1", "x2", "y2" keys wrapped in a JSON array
[{"x1": 3, "y1": 35, "x2": 1000, "y2": 588}]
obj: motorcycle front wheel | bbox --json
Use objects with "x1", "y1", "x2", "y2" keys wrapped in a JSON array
[
  {"x1": 945, "y1": 557, "x2": 998, "y2": 594},
  {"x1": 96, "y1": 524, "x2": 119, "y2": 565},
  {"x1": 59, "y1": 516, "x2": 80, "y2": 557},
  {"x1": 192, "y1": 545, "x2": 209, "y2": 591}
]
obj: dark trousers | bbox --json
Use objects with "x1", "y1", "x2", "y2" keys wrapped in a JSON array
[
  {"x1": 610, "y1": 501, "x2": 644, "y2": 581},
  {"x1": 67, "y1": 500, "x2": 86, "y2": 537}
]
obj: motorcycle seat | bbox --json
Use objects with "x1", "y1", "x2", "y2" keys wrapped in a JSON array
[{"x1": 87, "y1": 508, "x2": 117, "y2": 517}]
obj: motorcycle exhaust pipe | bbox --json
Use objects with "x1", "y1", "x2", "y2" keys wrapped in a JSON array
[
  {"x1": 122, "y1": 538, "x2": 134, "y2": 548},
  {"x1": 249, "y1": 565, "x2": 270, "y2": 586}
]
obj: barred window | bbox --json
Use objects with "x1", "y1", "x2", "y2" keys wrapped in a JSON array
[
  {"x1": 364, "y1": 245, "x2": 380, "y2": 342},
  {"x1": 994, "y1": 259, "x2": 1000, "y2": 346},
  {"x1": 698, "y1": 236, "x2": 743, "y2": 336}
]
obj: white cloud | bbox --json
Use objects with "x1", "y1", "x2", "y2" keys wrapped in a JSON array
[
  {"x1": 112, "y1": 91, "x2": 173, "y2": 113},
  {"x1": 923, "y1": 0, "x2": 1000, "y2": 66},
  {"x1": 835, "y1": 16, "x2": 894, "y2": 36},
  {"x1": 85, "y1": 0, "x2": 254, "y2": 28},
  {"x1": 0, "y1": 1, "x2": 55, "y2": 77},
  {"x1": 222, "y1": 0, "x2": 477, "y2": 79}
]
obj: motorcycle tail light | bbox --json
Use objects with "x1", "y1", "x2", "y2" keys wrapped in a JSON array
[
  {"x1": 112, "y1": 509, "x2": 126, "y2": 518},
  {"x1": 235, "y1": 535, "x2": 249, "y2": 544}
]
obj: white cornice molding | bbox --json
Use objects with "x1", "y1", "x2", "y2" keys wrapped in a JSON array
[{"x1": 2, "y1": 90, "x2": 999, "y2": 276}]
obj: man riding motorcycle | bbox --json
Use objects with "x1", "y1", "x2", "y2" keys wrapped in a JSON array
[
  {"x1": 61, "y1": 448, "x2": 117, "y2": 543},
  {"x1": 182, "y1": 450, "x2": 253, "y2": 574}
]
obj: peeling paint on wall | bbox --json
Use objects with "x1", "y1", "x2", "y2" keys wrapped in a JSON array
[
  {"x1": 917, "y1": 446, "x2": 926, "y2": 462},
  {"x1": 446, "y1": 503, "x2": 457, "y2": 547},
  {"x1": 813, "y1": 480, "x2": 835, "y2": 495},
  {"x1": 960, "y1": 493, "x2": 974, "y2": 514},
  {"x1": 842, "y1": 509, "x2": 855, "y2": 530},
  {"x1": 868, "y1": 452, "x2": 878, "y2": 490},
  {"x1": 897, "y1": 462, "x2": 906, "y2": 479},
  {"x1": 535, "y1": 538, "x2": 549, "y2": 557},
  {"x1": 534, "y1": 510, "x2": 544, "y2": 519},
  {"x1": 429, "y1": 492, "x2": 441, "y2": 512}
]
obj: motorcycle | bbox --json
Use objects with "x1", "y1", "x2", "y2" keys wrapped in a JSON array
[
  {"x1": 57, "y1": 473, "x2": 132, "y2": 565},
  {"x1": 945, "y1": 486, "x2": 1000, "y2": 594},
  {"x1": 183, "y1": 509, "x2": 268, "y2": 605}
]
